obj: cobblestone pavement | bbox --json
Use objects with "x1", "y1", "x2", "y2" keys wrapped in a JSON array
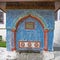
[
  {"x1": 17, "y1": 53, "x2": 43, "y2": 60},
  {"x1": 0, "y1": 47, "x2": 60, "y2": 60},
  {"x1": 16, "y1": 51, "x2": 60, "y2": 60}
]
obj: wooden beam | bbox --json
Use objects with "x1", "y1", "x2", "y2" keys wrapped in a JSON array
[
  {"x1": 0, "y1": 0, "x2": 54, "y2": 2},
  {"x1": 55, "y1": 0, "x2": 60, "y2": 2},
  {"x1": 0, "y1": 3, "x2": 6, "y2": 12},
  {"x1": 6, "y1": 2, "x2": 55, "y2": 9},
  {"x1": 55, "y1": 2, "x2": 60, "y2": 12}
]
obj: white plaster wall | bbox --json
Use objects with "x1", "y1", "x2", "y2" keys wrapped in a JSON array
[
  {"x1": 0, "y1": 11, "x2": 6, "y2": 41},
  {"x1": 53, "y1": 20, "x2": 60, "y2": 47}
]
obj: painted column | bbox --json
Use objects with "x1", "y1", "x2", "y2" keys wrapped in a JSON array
[
  {"x1": 11, "y1": 28, "x2": 16, "y2": 51},
  {"x1": 44, "y1": 29, "x2": 48, "y2": 51}
]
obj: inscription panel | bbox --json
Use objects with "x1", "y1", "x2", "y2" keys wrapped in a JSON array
[{"x1": 25, "y1": 22, "x2": 35, "y2": 29}]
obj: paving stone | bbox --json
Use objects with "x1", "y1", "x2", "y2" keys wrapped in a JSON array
[{"x1": 17, "y1": 53, "x2": 42, "y2": 60}]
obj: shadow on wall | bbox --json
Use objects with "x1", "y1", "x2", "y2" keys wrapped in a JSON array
[{"x1": 53, "y1": 20, "x2": 60, "y2": 47}]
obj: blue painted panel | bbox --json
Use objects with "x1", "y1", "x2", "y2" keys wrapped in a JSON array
[
  {"x1": 6, "y1": 9, "x2": 55, "y2": 29},
  {"x1": 16, "y1": 17, "x2": 44, "y2": 50},
  {"x1": 48, "y1": 30, "x2": 54, "y2": 51},
  {"x1": 6, "y1": 29, "x2": 14, "y2": 51},
  {"x1": 6, "y1": 9, "x2": 55, "y2": 51}
]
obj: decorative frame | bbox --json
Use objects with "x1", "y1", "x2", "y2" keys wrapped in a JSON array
[
  {"x1": 11, "y1": 14, "x2": 48, "y2": 51},
  {"x1": 25, "y1": 22, "x2": 35, "y2": 30},
  {"x1": 19, "y1": 41, "x2": 40, "y2": 49}
]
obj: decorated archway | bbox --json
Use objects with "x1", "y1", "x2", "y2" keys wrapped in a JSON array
[{"x1": 12, "y1": 14, "x2": 48, "y2": 51}]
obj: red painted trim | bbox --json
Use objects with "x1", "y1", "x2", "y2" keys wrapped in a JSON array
[
  {"x1": 12, "y1": 48, "x2": 16, "y2": 51},
  {"x1": 11, "y1": 28, "x2": 16, "y2": 51},
  {"x1": 14, "y1": 30, "x2": 16, "y2": 50},
  {"x1": 11, "y1": 28, "x2": 16, "y2": 32},
  {"x1": 16, "y1": 14, "x2": 44, "y2": 30},
  {"x1": 44, "y1": 29, "x2": 48, "y2": 51}
]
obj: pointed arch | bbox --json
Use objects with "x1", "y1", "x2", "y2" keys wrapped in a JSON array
[{"x1": 16, "y1": 14, "x2": 46, "y2": 30}]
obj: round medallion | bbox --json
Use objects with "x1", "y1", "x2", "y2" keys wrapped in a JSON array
[
  {"x1": 21, "y1": 42, "x2": 25, "y2": 48},
  {"x1": 34, "y1": 42, "x2": 40, "y2": 48},
  {"x1": 28, "y1": 42, "x2": 32, "y2": 48}
]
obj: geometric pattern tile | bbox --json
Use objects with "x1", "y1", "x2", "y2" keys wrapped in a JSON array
[{"x1": 19, "y1": 41, "x2": 40, "y2": 48}]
